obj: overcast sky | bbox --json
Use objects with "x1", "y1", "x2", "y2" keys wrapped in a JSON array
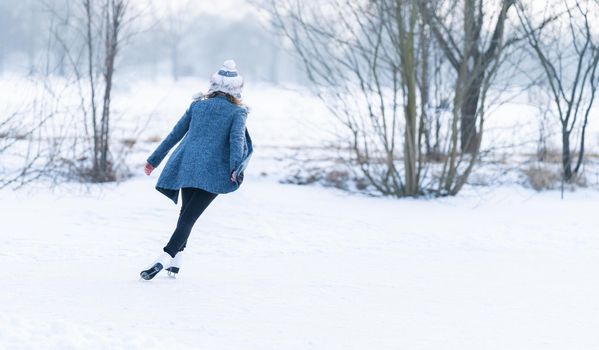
[{"x1": 141, "y1": 0, "x2": 266, "y2": 22}]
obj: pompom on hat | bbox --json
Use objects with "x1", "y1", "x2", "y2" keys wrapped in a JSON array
[{"x1": 206, "y1": 59, "x2": 244, "y2": 99}]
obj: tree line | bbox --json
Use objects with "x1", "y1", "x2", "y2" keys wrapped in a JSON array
[
  {"x1": 270, "y1": 0, "x2": 599, "y2": 197},
  {"x1": 0, "y1": 0, "x2": 597, "y2": 198}
]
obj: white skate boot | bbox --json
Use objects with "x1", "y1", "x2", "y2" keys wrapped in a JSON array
[
  {"x1": 166, "y1": 251, "x2": 183, "y2": 278},
  {"x1": 140, "y1": 252, "x2": 172, "y2": 280}
]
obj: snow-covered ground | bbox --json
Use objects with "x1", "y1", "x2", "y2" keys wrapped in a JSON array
[
  {"x1": 1, "y1": 76, "x2": 599, "y2": 349},
  {"x1": 1, "y1": 174, "x2": 598, "y2": 349}
]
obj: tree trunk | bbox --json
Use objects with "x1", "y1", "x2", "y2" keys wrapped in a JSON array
[
  {"x1": 399, "y1": 0, "x2": 419, "y2": 196},
  {"x1": 419, "y1": 18, "x2": 432, "y2": 156},
  {"x1": 270, "y1": 45, "x2": 279, "y2": 84},
  {"x1": 562, "y1": 127, "x2": 572, "y2": 182},
  {"x1": 171, "y1": 44, "x2": 179, "y2": 81},
  {"x1": 460, "y1": 73, "x2": 483, "y2": 154},
  {"x1": 84, "y1": 0, "x2": 99, "y2": 174}
]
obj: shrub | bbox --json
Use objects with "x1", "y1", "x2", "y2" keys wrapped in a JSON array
[{"x1": 525, "y1": 165, "x2": 560, "y2": 191}]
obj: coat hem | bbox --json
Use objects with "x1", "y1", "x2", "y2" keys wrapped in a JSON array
[{"x1": 156, "y1": 182, "x2": 237, "y2": 205}]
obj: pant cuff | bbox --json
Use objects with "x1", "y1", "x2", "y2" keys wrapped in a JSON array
[{"x1": 163, "y1": 247, "x2": 177, "y2": 258}]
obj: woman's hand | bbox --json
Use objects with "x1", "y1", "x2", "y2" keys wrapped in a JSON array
[
  {"x1": 144, "y1": 162, "x2": 155, "y2": 176},
  {"x1": 230, "y1": 171, "x2": 237, "y2": 183}
]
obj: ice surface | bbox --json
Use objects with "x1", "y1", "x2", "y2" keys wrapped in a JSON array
[
  {"x1": 1, "y1": 175, "x2": 598, "y2": 349},
  {"x1": 1, "y1": 76, "x2": 599, "y2": 349}
]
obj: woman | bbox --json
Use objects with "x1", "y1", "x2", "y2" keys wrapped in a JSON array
[{"x1": 140, "y1": 60, "x2": 253, "y2": 280}]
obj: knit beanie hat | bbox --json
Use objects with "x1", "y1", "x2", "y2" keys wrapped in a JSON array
[{"x1": 207, "y1": 59, "x2": 244, "y2": 99}]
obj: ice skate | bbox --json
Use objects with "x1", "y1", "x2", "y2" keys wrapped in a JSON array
[
  {"x1": 166, "y1": 251, "x2": 184, "y2": 278},
  {"x1": 140, "y1": 252, "x2": 172, "y2": 280}
]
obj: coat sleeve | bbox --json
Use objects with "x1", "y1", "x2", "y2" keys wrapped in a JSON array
[
  {"x1": 229, "y1": 108, "x2": 248, "y2": 174},
  {"x1": 146, "y1": 105, "x2": 192, "y2": 168}
]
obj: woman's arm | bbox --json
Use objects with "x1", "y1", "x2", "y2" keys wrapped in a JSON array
[
  {"x1": 146, "y1": 106, "x2": 192, "y2": 168},
  {"x1": 229, "y1": 109, "x2": 247, "y2": 180}
]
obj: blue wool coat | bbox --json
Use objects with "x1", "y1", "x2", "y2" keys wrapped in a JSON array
[{"x1": 147, "y1": 94, "x2": 253, "y2": 204}]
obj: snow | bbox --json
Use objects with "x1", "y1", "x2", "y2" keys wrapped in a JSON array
[
  {"x1": 1, "y1": 174, "x2": 598, "y2": 349},
  {"x1": 1, "y1": 75, "x2": 599, "y2": 348}
]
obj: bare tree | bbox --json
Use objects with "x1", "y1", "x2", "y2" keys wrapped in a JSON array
[
  {"x1": 269, "y1": 0, "x2": 516, "y2": 197},
  {"x1": 516, "y1": 0, "x2": 599, "y2": 183},
  {"x1": 419, "y1": 0, "x2": 516, "y2": 154},
  {"x1": 45, "y1": 0, "x2": 131, "y2": 182},
  {"x1": 0, "y1": 80, "x2": 64, "y2": 189},
  {"x1": 151, "y1": 0, "x2": 195, "y2": 81},
  {"x1": 99, "y1": 0, "x2": 127, "y2": 180},
  {"x1": 530, "y1": 89, "x2": 554, "y2": 162}
]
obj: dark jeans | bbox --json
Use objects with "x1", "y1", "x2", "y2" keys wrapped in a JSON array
[{"x1": 163, "y1": 187, "x2": 218, "y2": 258}]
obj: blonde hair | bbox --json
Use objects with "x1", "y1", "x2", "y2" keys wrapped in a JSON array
[{"x1": 206, "y1": 91, "x2": 243, "y2": 106}]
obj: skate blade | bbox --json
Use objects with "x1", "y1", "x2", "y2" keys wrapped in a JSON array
[{"x1": 166, "y1": 267, "x2": 179, "y2": 279}]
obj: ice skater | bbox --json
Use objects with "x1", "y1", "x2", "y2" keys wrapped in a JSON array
[{"x1": 140, "y1": 60, "x2": 253, "y2": 280}]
